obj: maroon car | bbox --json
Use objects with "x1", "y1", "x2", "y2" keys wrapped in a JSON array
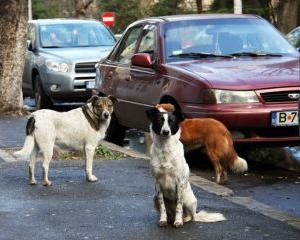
[{"x1": 95, "y1": 14, "x2": 300, "y2": 146}]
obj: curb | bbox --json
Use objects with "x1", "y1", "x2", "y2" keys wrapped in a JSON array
[
  {"x1": 189, "y1": 174, "x2": 233, "y2": 197},
  {"x1": 224, "y1": 196, "x2": 300, "y2": 231},
  {"x1": 100, "y1": 140, "x2": 150, "y2": 160}
]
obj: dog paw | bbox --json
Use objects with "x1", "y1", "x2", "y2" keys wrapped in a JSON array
[
  {"x1": 87, "y1": 175, "x2": 98, "y2": 182},
  {"x1": 173, "y1": 220, "x2": 183, "y2": 228},
  {"x1": 158, "y1": 220, "x2": 168, "y2": 227},
  {"x1": 29, "y1": 180, "x2": 37, "y2": 185},
  {"x1": 42, "y1": 180, "x2": 52, "y2": 186}
]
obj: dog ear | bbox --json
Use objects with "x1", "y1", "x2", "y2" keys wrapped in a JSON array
[
  {"x1": 173, "y1": 109, "x2": 185, "y2": 123},
  {"x1": 107, "y1": 95, "x2": 118, "y2": 103},
  {"x1": 146, "y1": 107, "x2": 160, "y2": 120},
  {"x1": 87, "y1": 95, "x2": 99, "y2": 105}
]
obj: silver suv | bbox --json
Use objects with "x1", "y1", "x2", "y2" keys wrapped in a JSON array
[{"x1": 22, "y1": 19, "x2": 116, "y2": 108}]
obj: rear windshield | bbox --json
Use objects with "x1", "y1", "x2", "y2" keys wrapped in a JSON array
[
  {"x1": 39, "y1": 22, "x2": 115, "y2": 48},
  {"x1": 164, "y1": 18, "x2": 298, "y2": 62}
]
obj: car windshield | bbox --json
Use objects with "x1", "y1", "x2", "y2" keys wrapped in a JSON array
[
  {"x1": 39, "y1": 22, "x2": 115, "y2": 48},
  {"x1": 164, "y1": 18, "x2": 298, "y2": 62}
]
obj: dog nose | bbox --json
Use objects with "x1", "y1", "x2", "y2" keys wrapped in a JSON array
[
  {"x1": 103, "y1": 112, "x2": 109, "y2": 119},
  {"x1": 162, "y1": 130, "x2": 170, "y2": 136}
]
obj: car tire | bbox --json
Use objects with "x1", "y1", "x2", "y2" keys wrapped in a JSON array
[
  {"x1": 34, "y1": 74, "x2": 53, "y2": 109},
  {"x1": 105, "y1": 113, "x2": 127, "y2": 146}
]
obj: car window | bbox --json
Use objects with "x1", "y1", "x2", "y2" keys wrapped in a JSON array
[
  {"x1": 39, "y1": 22, "x2": 115, "y2": 48},
  {"x1": 114, "y1": 26, "x2": 142, "y2": 64},
  {"x1": 136, "y1": 25, "x2": 156, "y2": 60}
]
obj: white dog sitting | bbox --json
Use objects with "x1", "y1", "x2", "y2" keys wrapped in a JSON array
[
  {"x1": 14, "y1": 95, "x2": 116, "y2": 186},
  {"x1": 146, "y1": 107, "x2": 226, "y2": 227}
]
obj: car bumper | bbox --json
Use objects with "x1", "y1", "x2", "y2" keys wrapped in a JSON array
[
  {"x1": 182, "y1": 102, "x2": 300, "y2": 146},
  {"x1": 41, "y1": 70, "x2": 95, "y2": 102}
]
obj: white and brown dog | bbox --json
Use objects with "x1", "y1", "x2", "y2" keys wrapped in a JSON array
[
  {"x1": 146, "y1": 107, "x2": 225, "y2": 228},
  {"x1": 14, "y1": 95, "x2": 116, "y2": 186},
  {"x1": 155, "y1": 104, "x2": 248, "y2": 185}
]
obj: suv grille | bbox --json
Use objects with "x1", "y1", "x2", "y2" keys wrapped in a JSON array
[
  {"x1": 260, "y1": 90, "x2": 300, "y2": 103},
  {"x1": 75, "y1": 62, "x2": 97, "y2": 73}
]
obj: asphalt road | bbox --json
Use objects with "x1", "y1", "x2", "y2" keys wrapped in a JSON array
[
  {"x1": 0, "y1": 98, "x2": 299, "y2": 239},
  {"x1": 0, "y1": 159, "x2": 299, "y2": 240}
]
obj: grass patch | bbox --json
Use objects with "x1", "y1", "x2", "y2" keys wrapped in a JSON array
[
  {"x1": 95, "y1": 145, "x2": 124, "y2": 160},
  {"x1": 57, "y1": 144, "x2": 125, "y2": 161}
]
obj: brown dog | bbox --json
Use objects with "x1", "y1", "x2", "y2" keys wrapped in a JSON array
[{"x1": 155, "y1": 103, "x2": 248, "y2": 184}]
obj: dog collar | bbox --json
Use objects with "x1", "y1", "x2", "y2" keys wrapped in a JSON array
[{"x1": 81, "y1": 104, "x2": 102, "y2": 131}]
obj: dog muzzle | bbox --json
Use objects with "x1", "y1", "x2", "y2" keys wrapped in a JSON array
[{"x1": 101, "y1": 110, "x2": 110, "y2": 120}]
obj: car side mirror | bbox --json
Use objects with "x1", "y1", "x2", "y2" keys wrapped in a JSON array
[
  {"x1": 297, "y1": 47, "x2": 300, "y2": 52},
  {"x1": 27, "y1": 40, "x2": 34, "y2": 52},
  {"x1": 131, "y1": 53, "x2": 153, "y2": 68}
]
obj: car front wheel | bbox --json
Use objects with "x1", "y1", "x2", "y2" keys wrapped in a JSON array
[{"x1": 34, "y1": 74, "x2": 53, "y2": 109}]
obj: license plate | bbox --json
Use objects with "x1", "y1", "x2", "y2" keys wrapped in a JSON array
[
  {"x1": 271, "y1": 110, "x2": 298, "y2": 127},
  {"x1": 85, "y1": 81, "x2": 95, "y2": 89}
]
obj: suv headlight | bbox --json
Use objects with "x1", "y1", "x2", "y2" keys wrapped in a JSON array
[
  {"x1": 212, "y1": 89, "x2": 259, "y2": 103},
  {"x1": 46, "y1": 60, "x2": 69, "y2": 73}
]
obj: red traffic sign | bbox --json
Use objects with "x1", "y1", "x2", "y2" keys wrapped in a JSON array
[{"x1": 101, "y1": 12, "x2": 115, "y2": 27}]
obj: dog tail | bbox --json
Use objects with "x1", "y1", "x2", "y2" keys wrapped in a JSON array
[
  {"x1": 192, "y1": 210, "x2": 226, "y2": 222},
  {"x1": 230, "y1": 156, "x2": 248, "y2": 173},
  {"x1": 14, "y1": 117, "x2": 35, "y2": 157}
]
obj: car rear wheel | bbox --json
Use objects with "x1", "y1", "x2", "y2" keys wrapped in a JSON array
[
  {"x1": 105, "y1": 113, "x2": 127, "y2": 146},
  {"x1": 34, "y1": 74, "x2": 53, "y2": 109}
]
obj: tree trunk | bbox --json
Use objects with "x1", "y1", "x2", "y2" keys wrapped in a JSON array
[
  {"x1": 0, "y1": 0, "x2": 28, "y2": 115},
  {"x1": 75, "y1": 0, "x2": 94, "y2": 18},
  {"x1": 269, "y1": 0, "x2": 299, "y2": 34},
  {"x1": 234, "y1": 0, "x2": 243, "y2": 14},
  {"x1": 61, "y1": 0, "x2": 75, "y2": 17},
  {"x1": 196, "y1": 0, "x2": 203, "y2": 13},
  {"x1": 28, "y1": 0, "x2": 32, "y2": 20}
]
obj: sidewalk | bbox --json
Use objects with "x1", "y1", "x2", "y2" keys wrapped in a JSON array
[{"x1": 0, "y1": 116, "x2": 27, "y2": 148}]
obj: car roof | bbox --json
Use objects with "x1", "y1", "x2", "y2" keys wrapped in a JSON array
[
  {"x1": 129, "y1": 14, "x2": 260, "y2": 26},
  {"x1": 28, "y1": 18, "x2": 101, "y2": 25}
]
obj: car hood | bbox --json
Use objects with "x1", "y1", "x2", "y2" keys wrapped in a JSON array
[
  {"x1": 171, "y1": 56, "x2": 300, "y2": 90},
  {"x1": 39, "y1": 46, "x2": 113, "y2": 63}
]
